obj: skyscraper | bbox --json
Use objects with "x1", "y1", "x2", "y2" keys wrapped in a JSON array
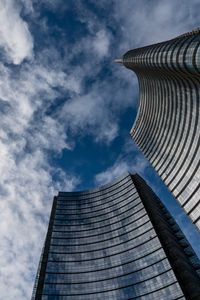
[
  {"x1": 120, "y1": 29, "x2": 200, "y2": 230},
  {"x1": 32, "y1": 173, "x2": 200, "y2": 299}
]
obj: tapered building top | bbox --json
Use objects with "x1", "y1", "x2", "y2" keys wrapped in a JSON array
[
  {"x1": 120, "y1": 29, "x2": 200, "y2": 231},
  {"x1": 114, "y1": 58, "x2": 123, "y2": 64}
]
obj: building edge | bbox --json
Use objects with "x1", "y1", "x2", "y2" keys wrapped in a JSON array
[
  {"x1": 31, "y1": 197, "x2": 57, "y2": 300},
  {"x1": 131, "y1": 174, "x2": 200, "y2": 300}
]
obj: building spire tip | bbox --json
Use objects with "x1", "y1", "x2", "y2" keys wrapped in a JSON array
[{"x1": 114, "y1": 58, "x2": 123, "y2": 64}]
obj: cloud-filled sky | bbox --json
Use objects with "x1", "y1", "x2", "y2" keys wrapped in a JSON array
[{"x1": 0, "y1": 0, "x2": 200, "y2": 299}]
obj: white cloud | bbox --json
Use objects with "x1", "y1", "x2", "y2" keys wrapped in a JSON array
[
  {"x1": 0, "y1": 146, "x2": 79, "y2": 299},
  {"x1": 61, "y1": 88, "x2": 119, "y2": 144},
  {"x1": 113, "y1": 0, "x2": 200, "y2": 53},
  {"x1": 0, "y1": 0, "x2": 33, "y2": 64},
  {"x1": 92, "y1": 30, "x2": 110, "y2": 57},
  {"x1": 95, "y1": 161, "x2": 130, "y2": 186},
  {"x1": 95, "y1": 153, "x2": 148, "y2": 186}
]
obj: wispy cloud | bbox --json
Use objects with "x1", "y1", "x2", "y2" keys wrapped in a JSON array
[
  {"x1": 95, "y1": 138, "x2": 149, "y2": 186},
  {"x1": 112, "y1": 0, "x2": 200, "y2": 52},
  {"x1": 0, "y1": 3, "x2": 80, "y2": 298},
  {"x1": 95, "y1": 161, "x2": 130, "y2": 186},
  {"x1": 0, "y1": 147, "x2": 79, "y2": 299},
  {"x1": 0, "y1": 71, "x2": 79, "y2": 298},
  {"x1": 0, "y1": 0, "x2": 33, "y2": 64},
  {"x1": 92, "y1": 29, "x2": 111, "y2": 57}
]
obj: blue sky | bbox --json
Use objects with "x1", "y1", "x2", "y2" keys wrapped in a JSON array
[{"x1": 0, "y1": 1, "x2": 200, "y2": 299}]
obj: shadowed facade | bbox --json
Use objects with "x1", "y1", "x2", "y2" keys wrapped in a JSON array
[
  {"x1": 121, "y1": 29, "x2": 200, "y2": 230},
  {"x1": 32, "y1": 174, "x2": 200, "y2": 299}
]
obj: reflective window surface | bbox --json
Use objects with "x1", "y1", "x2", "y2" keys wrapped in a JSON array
[{"x1": 32, "y1": 174, "x2": 187, "y2": 299}]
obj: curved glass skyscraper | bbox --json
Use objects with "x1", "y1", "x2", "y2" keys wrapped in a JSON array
[
  {"x1": 121, "y1": 29, "x2": 200, "y2": 230},
  {"x1": 32, "y1": 174, "x2": 200, "y2": 299}
]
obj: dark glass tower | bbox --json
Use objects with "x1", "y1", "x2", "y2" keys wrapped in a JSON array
[
  {"x1": 120, "y1": 29, "x2": 200, "y2": 230},
  {"x1": 32, "y1": 174, "x2": 200, "y2": 300}
]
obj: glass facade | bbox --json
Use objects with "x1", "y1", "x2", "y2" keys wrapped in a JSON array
[
  {"x1": 123, "y1": 30, "x2": 200, "y2": 230},
  {"x1": 32, "y1": 174, "x2": 200, "y2": 299}
]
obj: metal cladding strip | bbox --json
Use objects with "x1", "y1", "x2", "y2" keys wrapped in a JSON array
[
  {"x1": 124, "y1": 31, "x2": 200, "y2": 229},
  {"x1": 160, "y1": 78, "x2": 193, "y2": 183}
]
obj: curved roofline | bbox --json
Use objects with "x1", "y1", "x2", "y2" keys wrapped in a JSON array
[{"x1": 58, "y1": 172, "x2": 134, "y2": 195}]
